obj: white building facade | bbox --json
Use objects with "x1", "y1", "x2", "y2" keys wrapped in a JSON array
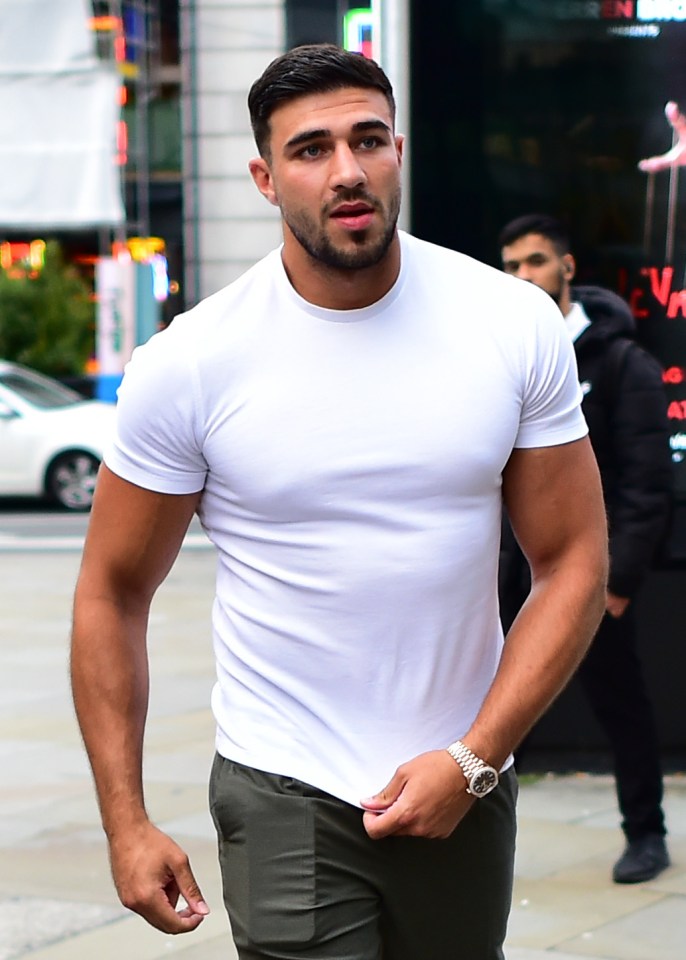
[{"x1": 180, "y1": 0, "x2": 285, "y2": 304}]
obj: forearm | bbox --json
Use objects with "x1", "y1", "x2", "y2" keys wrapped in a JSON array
[
  {"x1": 466, "y1": 552, "x2": 606, "y2": 767},
  {"x1": 71, "y1": 593, "x2": 151, "y2": 839}
]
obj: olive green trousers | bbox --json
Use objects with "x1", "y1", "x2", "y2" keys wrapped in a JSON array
[{"x1": 210, "y1": 755, "x2": 517, "y2": 960}]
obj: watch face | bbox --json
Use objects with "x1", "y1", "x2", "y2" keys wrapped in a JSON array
[{"x1": 470, "y1": 767, "x2": 498, "y2": 797}]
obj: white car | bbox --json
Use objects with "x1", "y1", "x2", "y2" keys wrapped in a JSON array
[{"x1": 0, "y1": 360, "x2": 116, "y2": 510}]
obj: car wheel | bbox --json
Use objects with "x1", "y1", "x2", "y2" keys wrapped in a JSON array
[{"x1": 46, "y1": 451, "x2": 100, "y2": 511}]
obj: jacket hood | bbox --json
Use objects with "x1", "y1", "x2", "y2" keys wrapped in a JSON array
[{"x1": 572, "y1": 284, "x2": 637, "y2": 348}]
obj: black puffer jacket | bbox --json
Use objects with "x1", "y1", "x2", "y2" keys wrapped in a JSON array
[
  {"x1": 573, "y1": 285, "x2": 672, "y2": 597},
  {"x1": 500, "y1": 285, "x2": 672, "y2": 621}
]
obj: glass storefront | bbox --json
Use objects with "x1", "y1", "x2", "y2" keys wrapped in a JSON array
[
  {"x1": 411, "y1": 0, "x2": 686, "y2": 553},
  {"x1": 285, "y1": 0, "x2": 686, "y2": 553}
]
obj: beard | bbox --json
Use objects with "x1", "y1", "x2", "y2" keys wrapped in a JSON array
[
  {"x1": 548, "y1": 270, "x2": 566, "y2": 306},
  {"x1": 282, "y1": 188, "x2": 401, "y2": 271}
]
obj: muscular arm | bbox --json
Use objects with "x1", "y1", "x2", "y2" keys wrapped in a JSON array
[
  {"x1": 472, "y1": 437, "x2": 607, "y2": 761},
  {"x1": 363, "y1": 437, "x2": 608, "y2": 839},
  {"x1": 71, "y1": 465, "x2": 206, "y2": 932}
]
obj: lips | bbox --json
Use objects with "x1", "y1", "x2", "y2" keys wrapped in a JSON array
[{"x1": 330, "y1": 202, "x2": 376, "y2": 231}]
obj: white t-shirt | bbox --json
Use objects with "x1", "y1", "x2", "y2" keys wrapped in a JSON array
[{"x1": 106, "y1": 232, "x2": 586, "y2": 806}]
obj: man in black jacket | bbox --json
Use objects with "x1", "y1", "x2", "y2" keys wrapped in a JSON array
[{"x1": 499, "y1": 214, "x2": 673, "y2": 884}]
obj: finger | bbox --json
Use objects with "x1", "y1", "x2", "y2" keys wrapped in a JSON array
[
  {"x1": 360, "y1": 796, "x2": 393, "y2": 811},
  {"x1": 363, "y1": 803, "x2": 408, "y2": 839},
  {"x1": 152, "y1": 906, "x2": 206, "y2": 934},
  {"x1": 361, "y1": 770, "x2": 406, "y2": 810},
  {"x1": 123, "y1": 887, "x2": 207, "y2": 935},
  {"x1": 171, "y1": 856, "x2": 210, "y2": 918}
]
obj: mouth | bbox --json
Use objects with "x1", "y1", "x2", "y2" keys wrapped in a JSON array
[{"x1": 329, "y1": 201, "x2": 376, "y2": 231}]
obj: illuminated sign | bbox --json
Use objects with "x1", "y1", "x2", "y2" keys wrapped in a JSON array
[
  {"x1": 119, "y1": 238, "x2": 168, "y2": 301},
  {"x1": 505, "y1": 0, "x2": 686, "y2": 19},
  {"x1": 150, "y1": 254, "x2": 169, "y2": 302},
  {"x1": 602, "y1": 1, "x2": 636, "y2": 14},
  {"x1": 0, "y1": 240, "x2": 46, "y2": 278},
  {"x1": 343, "y1": 8, "x2": 375, "y2": 58},
  {"x1": 126, "y1": 236, "x2": 165, "y2": 262},
  {"x1": 637, "y1": 0, "x2": 686, "y2": 19},
  {"x1": 506, "y1": 1, "x2": 636, "y2": 18},
  {"x1": 624, "y1": 265, "x2": 686, "y2": 473}
]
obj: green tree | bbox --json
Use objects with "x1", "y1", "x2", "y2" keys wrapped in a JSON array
[{"x1": 0, "y1": 241, "x2": 95, "y2": 377}]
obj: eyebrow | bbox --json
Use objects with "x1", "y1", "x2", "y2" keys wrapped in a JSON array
[{"x1": 284, "y1": 119, "x2": 392, "y2": 152}]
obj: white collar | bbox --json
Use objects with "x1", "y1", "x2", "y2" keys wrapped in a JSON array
[{"x1": 564, "y1": 301, "x2": 592, "y2": 342}]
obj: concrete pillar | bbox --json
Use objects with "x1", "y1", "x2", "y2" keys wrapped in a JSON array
[
  {"x1": 373, "y1": 0, "x2": 411, "y2": 232},
  {"x1": 180, "y1": 0, "x2": 285, "y2": 306}
]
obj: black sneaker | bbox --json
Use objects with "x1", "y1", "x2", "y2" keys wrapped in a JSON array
[{"x1": 612, "y1": 834, "x2": 670, "y2": 884}]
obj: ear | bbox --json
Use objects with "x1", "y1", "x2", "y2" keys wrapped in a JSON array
[
  {"x1": 562, "y1": 254, "x2": 576, "y2": 281},
  {"x1": 249, "y1": 156, "x2": 279, "y2": 207},
  {"x1": 395, "y1": 134, "x2": 405, "y2": 167}
]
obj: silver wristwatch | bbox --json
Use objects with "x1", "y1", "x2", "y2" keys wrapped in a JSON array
[{"x1": 446, "y1": 740, "x2": 499, "y2": 798}]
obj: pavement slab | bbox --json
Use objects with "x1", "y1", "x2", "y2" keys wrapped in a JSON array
[
  {"x1": 1, "y1": 542, "x2": 684, "y2": 960},
  {"x1": 0, "y1": 897, "x2": 124, "y2": 960}
]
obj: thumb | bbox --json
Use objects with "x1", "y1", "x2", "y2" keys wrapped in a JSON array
[
  {"x1": 361, "y1": 769, "x2": 406, "y2": 810},
  {"x1": 175, "y1": 861, "x2": 210, "y2": 916}
]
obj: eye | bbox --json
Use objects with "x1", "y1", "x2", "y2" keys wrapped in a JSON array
[
  {"x1": 358, "y1": 136, "x2": 381, "y2": 150},
  {"x1": 299, "y1": 143, "x2": 323, "y2": 159}
]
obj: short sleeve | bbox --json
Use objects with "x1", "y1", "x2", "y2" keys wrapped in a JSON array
[
  {"x1": 104, "y1": 325, "x2": 208, "y2": 494},
  {"x1": 514, "y1": 291, "x2": 588, "y2": 449}
]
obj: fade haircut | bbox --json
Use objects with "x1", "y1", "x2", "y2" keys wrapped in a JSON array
[
  {"x1": 248, "y1": 43, "x2": 396, "y2": 159},
  {"x1": 498, "y1": 214, "x2": 571, "y2": 256}
]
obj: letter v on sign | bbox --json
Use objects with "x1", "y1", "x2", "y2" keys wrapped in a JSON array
[{"x1": 645, "y1": 266, "x2": 674, "y2": 306}]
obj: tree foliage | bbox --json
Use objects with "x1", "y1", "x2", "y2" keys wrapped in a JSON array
[{"x1": 0, "y1": 241, "x2": 95, "y2": 376}]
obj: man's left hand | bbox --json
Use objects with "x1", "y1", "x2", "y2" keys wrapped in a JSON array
[{"x1": 360, "y1": 750, "x2": 473, "y2": 840}]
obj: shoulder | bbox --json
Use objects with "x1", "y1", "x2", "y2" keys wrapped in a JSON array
[
  {"x1": 171, "y1": 248, "x2": 282, "y2": 339},
  {"x1": 132, "y1": 248, "x2": 284, "y2": 378},
  {"x1": 606, "y1": 337, "x2": 665, "y2": 385},
  {"x1": 620, "y1": 343, "x2": 666, "y2": 395},
  {"x1": 575, "y1": 285, "x2": 634, "y2": 322},
  {"x1": 400, "y1": 232, "x2": 560, "y2": 321}
]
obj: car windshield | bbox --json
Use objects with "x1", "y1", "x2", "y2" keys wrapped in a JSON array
[{"x1": 0, "y1": 369, "x2": 84, "y2": 409}]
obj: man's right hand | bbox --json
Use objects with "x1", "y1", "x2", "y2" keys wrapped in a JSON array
[{"x1": 109, "y1": 821, "x2": 209, "y2": 934}]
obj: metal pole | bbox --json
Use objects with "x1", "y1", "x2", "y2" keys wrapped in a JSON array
[
  {"x1": 643, "y1": 171, "x2": 655, "y2": 260},
  {"x1": 666, "y1": 168, "x2": 679, "y2": 267},
  {"x1": 179, "y1": 0, "x2": 202, "y2": 307},
  {"x1": 135, "y1": 0, "x2": 151, "y2": 238},
  {"x1": 372, "y1": 0, "x2": 411, "y2": 232}
]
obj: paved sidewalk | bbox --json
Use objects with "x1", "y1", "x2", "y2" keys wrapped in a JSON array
[{"x1": 1, "y1": 542, "x2": 684, "y2": 960}]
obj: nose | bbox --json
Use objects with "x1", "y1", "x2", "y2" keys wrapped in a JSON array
[{"x1": 329, "y1": 143, "x2": 366, "y2": 191}]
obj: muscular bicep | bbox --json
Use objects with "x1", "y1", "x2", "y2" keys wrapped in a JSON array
[
  {"x1": 77, "y1": 465, "x2": 202, "y2": 609},
  {"x1": 502, "y1": 438, "x2": 607, "y2": 580}
]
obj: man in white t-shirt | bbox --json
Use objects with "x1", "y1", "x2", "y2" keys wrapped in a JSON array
[{"x1": 71, "y1": 45, "x2": 608, "y2": 960}]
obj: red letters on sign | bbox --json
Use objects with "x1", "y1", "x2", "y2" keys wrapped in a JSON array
[
  {"x1": 601, "y1": 0, "x2": 635, "y2": 16},
  {"x1": 664, "y1": 367, "x2": 685, "y2": 385}
]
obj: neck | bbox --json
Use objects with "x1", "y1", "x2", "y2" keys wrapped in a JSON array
[
  {"x1": 559, "y1": 286, "x2": 573, "y2": 318},
  {"x1": 281, "y1": 232, "x2": 402, "y2": 310}
]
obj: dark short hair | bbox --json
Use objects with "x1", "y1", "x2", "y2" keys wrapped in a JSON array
[
  {"x1": 248, "y1": 43, "x2": 396, "y2": 158},
  {"x1": 498, "y1": 214, "x2": 571, "y2": 256}
]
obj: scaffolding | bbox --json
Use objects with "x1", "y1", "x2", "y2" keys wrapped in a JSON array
[{"x1": 90, "y1": 0, "x2": 163, "y2": 241}]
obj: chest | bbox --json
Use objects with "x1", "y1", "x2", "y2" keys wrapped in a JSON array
[{"x1": 200, "y1": 318, "x2": 522, "y2": 520}]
